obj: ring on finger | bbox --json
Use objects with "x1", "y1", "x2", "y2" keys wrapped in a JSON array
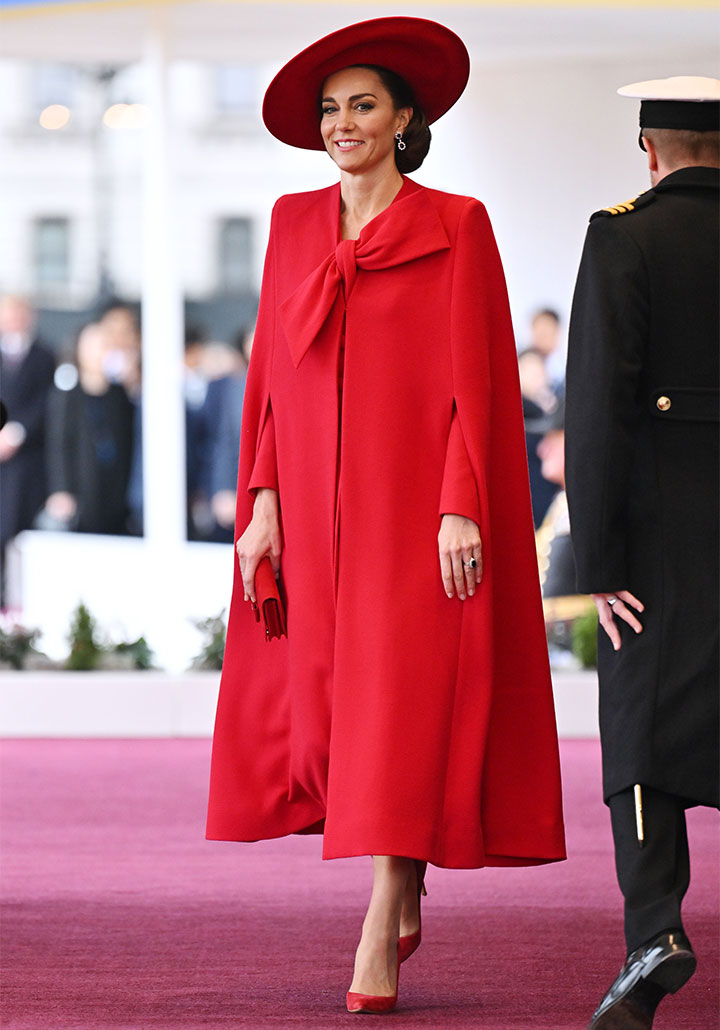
[
  {"x1": 463, "y1": 557, "x2": 477, "y2": 569},
  {"x1": 607, "y1": 596, "x2": 618, "y2": 606}
]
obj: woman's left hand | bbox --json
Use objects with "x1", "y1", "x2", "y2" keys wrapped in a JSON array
[{"x1": 438, "y1": 514, "x2": 482, "y2": 599}]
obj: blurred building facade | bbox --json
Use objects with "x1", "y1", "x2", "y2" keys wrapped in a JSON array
[
  {"x1": 0, "y1": 56, "x2": 269, "y2": 345},
  {"x1": 1, "y1": 2, "x2": 716, "y2": 347}
]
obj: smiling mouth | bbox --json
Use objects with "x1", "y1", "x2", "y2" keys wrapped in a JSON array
[{"x1": 335, "y1": 140, "x2": 364, "y2": 149}]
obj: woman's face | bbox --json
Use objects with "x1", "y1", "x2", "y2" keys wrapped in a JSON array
[{"x1": 320, "y1": 67, "x2": 411, "y2": 175}]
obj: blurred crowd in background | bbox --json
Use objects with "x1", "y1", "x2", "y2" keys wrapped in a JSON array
[
  {"x1": 0, "y1": 288, "x2": 571, "y2": 606},
  {"x1": 518, "y1": 309, "x2": 564, "y2": 525},
  {"x1": 0, "y1": 292, "x2": 254, "y2": 600}
]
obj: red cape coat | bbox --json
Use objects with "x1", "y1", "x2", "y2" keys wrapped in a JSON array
[{"x1": 206, "y1": 176, "x2": 566, "y2": 869}]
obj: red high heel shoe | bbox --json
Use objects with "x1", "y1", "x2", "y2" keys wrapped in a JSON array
[
  {"x1": 346, "y1": 943, "x2": 400, "y2": 1014},
  {"x1": 398, "y1": 860, "x2": 427, "y2": 964},
  {"x1": 346, "y1": 989, "x2": 398, "y2": 1015}
]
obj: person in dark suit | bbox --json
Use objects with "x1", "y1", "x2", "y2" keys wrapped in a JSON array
[
  {"x1": 0, "y1": 295, "x2": 55, "y2": 601},
  {"x1": 531, "y1": 401, "x2": 589, "y2": 636},
  {"x1": 42, "y1": 322, "x2": 134, "y2": 535},
  {"x1": 184, "y1": 327, "x2": 211, "y2": 540},
  {"x1": 99, "y1": 301, "x2": 143, "y2": 535},
  {"x1": 519, "y1": 347, "x2": 561, "y2": 527},
  {"x1": 204, "y1": 324, "x2": 253, "y2": 543},
  {"x1": 565, "y1": 77, "x2": 719, "y2": 1030}
]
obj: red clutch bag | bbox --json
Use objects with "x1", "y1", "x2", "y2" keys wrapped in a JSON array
[{"x1": 252, "y1": 557, "x2": 287, "y2": 641}]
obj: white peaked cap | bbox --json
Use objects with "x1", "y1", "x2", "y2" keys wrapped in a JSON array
[{"x1": 618, "y1": 76, "x2": 720, "y2": 102}]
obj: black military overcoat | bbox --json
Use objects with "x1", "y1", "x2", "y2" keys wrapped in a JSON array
[{"x1": 566, "y1": 166, "x2": 719, "y2": 806}]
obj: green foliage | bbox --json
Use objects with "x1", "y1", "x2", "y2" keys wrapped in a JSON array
[
  {"x1": 65, "y1": 604, "x2": 160, "y2": 670},
  {"x1": 0, "y1": 624, "x2": 42, "y2": 670},
  {"x1": 112, "y1": 637, "x2": 156, "y2": 671},
  {"x1": 66, "y1": 602, "x2": 102, "y2": 671},
  {"x1": 572, "y1": 605, "x2": 599, "y2": 669},
  {"x1": 190, "y1": 611, "x2": 227, "y2": 670},
  {"x1": 2, "y1": 606, "x2": 159, "y2": 672}
]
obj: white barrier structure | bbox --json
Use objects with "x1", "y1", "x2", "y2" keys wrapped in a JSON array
[
  {"x1": 0, "y1": 669, "x2": 598, "y2": 738},
  {"x1": 7, "y1": 531, "x2": 233, "y2": 671}
]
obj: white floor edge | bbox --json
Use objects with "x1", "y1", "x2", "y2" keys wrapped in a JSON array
[{"x1": 0, "y1": 669, "x2": 599, "y2": 738}]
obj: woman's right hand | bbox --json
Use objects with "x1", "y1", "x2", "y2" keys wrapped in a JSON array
[{"x1": 236, "y1": 488, "x2": 282, "y2": 603}]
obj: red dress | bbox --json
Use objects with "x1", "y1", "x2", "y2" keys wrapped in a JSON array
[{"x1": 206, "y1": 176, "x2": 566, "y2": 868}]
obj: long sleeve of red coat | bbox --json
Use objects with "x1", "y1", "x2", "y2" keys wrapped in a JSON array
[
  {"x1": 247, "y1": 404, "x2": 279, "y2": 493},
  {"x1": 439, "y1": 405, "x2": 481, "y2": 523}
]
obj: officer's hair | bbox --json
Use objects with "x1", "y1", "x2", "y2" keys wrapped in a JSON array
[{"x1": 642, "y1": 128, "x2": 720, "y2": 166}]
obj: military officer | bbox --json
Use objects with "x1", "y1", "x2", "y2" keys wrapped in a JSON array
[{"x1": 565, "y1": 77, "x2": 719, "y2": 1029}]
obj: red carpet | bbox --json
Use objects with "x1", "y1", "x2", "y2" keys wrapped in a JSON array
[{"x1": 1, "y1": 739, "x2": 717, "y2": 1029}]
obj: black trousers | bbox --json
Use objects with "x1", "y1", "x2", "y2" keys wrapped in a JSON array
[{"x1": 608, "y1": 786, "x2": 690, "y2": 955}]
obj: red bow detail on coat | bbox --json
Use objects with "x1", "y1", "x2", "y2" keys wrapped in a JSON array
[{"x1": 280, "y1": 189, "x2": 451, "y2": 368}]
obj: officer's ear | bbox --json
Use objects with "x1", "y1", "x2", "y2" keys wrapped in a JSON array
[{"x1": 642, "y1": 133, "x2": 660, "y2": 175}]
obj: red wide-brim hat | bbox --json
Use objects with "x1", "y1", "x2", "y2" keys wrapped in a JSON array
[{"x1": 262, "y1": 16, "x2": 470, "y2": 150}]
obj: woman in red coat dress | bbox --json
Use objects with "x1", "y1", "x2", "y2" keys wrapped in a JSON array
[{"x1": 206, "y1": 17, "x2": 566, "y2": 1014}]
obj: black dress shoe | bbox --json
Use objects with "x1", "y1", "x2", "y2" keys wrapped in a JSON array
[{"x1": 589, "y1": 929, "x2": 696, "y2": 1029}]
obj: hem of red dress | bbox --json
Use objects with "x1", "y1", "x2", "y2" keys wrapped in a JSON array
[
  {"x1": 205, "y1": 831, "x2": 567, "y2": 868},
  {"x1": 206, "y1": 813, "x2": 326, "y2": 843},
  {"x1": 207, "y1": 822, "x2": 567, "y2": 869},
  {"x1": 320, "y1": 848, "x2": 567, "y2": 869}
]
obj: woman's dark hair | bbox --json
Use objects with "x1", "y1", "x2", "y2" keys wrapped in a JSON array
[{"x1": 320, "y1": 64, "x2": 431, "y2": 174}]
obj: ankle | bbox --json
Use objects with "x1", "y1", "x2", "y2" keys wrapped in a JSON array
[{"x1": 360, "y1": 917, "x2": 397, "y2": 944}]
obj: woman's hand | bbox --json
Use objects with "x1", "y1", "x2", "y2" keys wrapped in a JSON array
[
  {"x1": 592, "y1": 591, "x2": 644, "y2": 652},
  {"x1": 439, "y1": 513, "x2": 482, "y2": 600},
  {"x1": 236, "y1": 488, "x2": 282, "y2": 603}
]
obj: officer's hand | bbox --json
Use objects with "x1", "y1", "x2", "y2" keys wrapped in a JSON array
[{"x1": 592, "y1": 591, "x2": 644, "y2": 652}]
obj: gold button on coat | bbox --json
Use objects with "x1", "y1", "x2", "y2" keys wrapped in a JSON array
[{"x1": 656, "y1": 395, "x2": 672, "y2": 411}]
